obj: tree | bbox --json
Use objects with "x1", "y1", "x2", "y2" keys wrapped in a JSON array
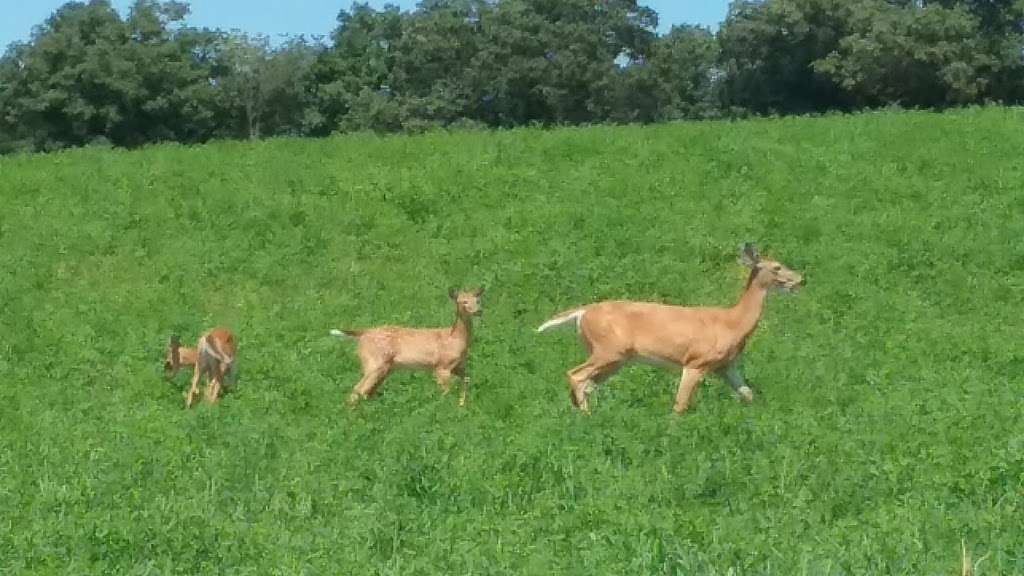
[
  {"x1": 0, "y1": 1, "x2": 131, "y2": 151},
  {"x1": 718, "y1": 0, "x2": 856, "y2": 114},
  {"x1": 385, "y1": 1, "x2": 489, "y2": 130},
  {"x1": 813, "y1": 2, "x2": 995, "y2": 107},
  {"x1": 0, "y1": 0, "x2": 218, "y2": 152},
  {"x1": 259, "y1": 38, "x2": 320, "y2": 137},
  {"x1": 468, "y1": 0, "x2": 659, "y2": 126},
  {"x1": 201, "y1": 33, "x2": 320, "y2": 141},
  {"x1": 215, "y1": 33, "x2": 272, "y2": 139},
  {"x1": 609, "y1": 25, "x2": 720, "y2": 123},
  {"x1": 305, "y1": 3, "x2": 405, "y2": 134}
]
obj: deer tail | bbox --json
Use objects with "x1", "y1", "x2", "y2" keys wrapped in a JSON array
[
  {"x1": 536, "y1": 307, "x2": 587, "y2": 333},
  {"x1": 329, "y1": 329, "x2": 363, "y2": 340}
]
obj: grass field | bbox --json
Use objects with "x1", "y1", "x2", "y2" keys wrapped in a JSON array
[{"x1": 1, "y1": 108, "x2": 1022, "y2": 574}]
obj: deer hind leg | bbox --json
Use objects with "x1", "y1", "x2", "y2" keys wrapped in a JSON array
[
  {"x1": 566, "y1": 355, "x2": 622, "y2": 414},
  {"x1": 720, "y1": 361, "x2": 753, "y2": 405},
  {"x1": 205, "y1": 363, "x2": 227, "y2": 404},
  {"x1": 203, "y1": 377, "x2": 215, "y2": 403},
  {"x1": 348, "y1": 362, "x2": 390, "y2": 406},
  {"x1": 673, "y1": 367, "x2": 707, "y2": 414},
  {"x1": 203, "y1": 368, "x2": 217, "y2": 403}
]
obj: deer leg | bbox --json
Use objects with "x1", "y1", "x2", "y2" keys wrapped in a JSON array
[
  {"x1": 220, "y1": 363, "x2": 234, "y2": 391},
  {"x1": 205, "y1": 364, "x2": 227, "y2": 403},
  {"x1": 434, "y1": 368, "x2": 453, "y2": 395},
  {"x1": 348, "y1": 364, "x2": 389, "y2": 406},
  {"x1": 455, "y1": 364, "x2": 468, "y2": 408},
  {"x1": 567, "y1": 356, "x2": 622, "y2": 414},
  {"x1": 185, "y1": 364, "x2": 202, "y2": 409},
  {"x1": 673, "y1": 367, "x2": 706, "y2": 414},
  {"x1": 204, "y1": 374, "x2": 217, "y2": 403},
  {"x1": 720, "y1": 361, "x2": 753, "y2": 405}
]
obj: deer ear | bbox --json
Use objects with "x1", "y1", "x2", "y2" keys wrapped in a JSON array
[
  {"x1": 738, "y1": 243, "x2": 760, "y2": 268},
  {"x1": 448, "y1": 287, "x2": 457, "y2": 300},
  {"x1": 474, "y1": 286, "x2": 485, "y2": 297}
]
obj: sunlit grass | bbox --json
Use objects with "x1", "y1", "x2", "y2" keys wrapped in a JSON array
[{"x1": 0, "y1": 108, "x2": 1021, "y2": 574}]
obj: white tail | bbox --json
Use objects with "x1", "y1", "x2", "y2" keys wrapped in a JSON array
[
  {"x1": 333, "y1": 288, "x2": 484, "y2": 408},
  {"x1": 536, "y1": 308, "x2": 586, "y2": 333},
  {"x1": 540, "y1": 244, "x2": 804, "y2": 415}
]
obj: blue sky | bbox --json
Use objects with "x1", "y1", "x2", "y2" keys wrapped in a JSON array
[{"x1": 1, "y1": 1, "x2": 730, "y2": 49}]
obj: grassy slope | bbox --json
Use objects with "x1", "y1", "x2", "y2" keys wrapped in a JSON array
[{"x1": 0, "y1": 108, "x2": 1021, "y2": 575}]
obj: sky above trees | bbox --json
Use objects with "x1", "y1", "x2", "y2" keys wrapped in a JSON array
[{"x1": 0, "y1": 0, "x2": 730, "y2": 49}]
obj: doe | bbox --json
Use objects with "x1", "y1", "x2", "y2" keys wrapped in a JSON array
[
  {"x1": 330, "y1": 288, "x2": 483, "y2": 407},
  {"x1": 164, "y1": 327, "x2": 237, "y2": 408},
  {"x1": 537, "y1": 244, "x2": 804, "y2": 414}
]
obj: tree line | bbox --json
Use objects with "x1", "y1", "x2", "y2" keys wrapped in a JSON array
[{"x1": 1, "y1": 0, "x2": 1022, "y2": 154}]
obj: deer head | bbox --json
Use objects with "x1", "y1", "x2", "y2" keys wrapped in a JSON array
[
  {"x1": 449, "y1": 287, "x2": 484, "y2": 317},
  {"x1": 739, "y1": 243, "x2": 804, "y2": 293}
]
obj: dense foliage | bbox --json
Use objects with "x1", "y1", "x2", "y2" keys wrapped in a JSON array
[
  {"x1": 1, "y1": 108, "x2": 1022, "y2": 573},
  {"x1": 1, "y1": 0, "x2": 1024, "y2": 152}
]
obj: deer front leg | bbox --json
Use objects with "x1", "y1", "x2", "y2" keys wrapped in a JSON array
[
  {"x1": 454, "y1": 364, "x2": 468, "y2": 408},
  {"x1": 185, "y1": 365, "x2": 202, "y2": 409},
  {"x1": 673, "y1": 367, "x2": 706, "y2": 414},
  {"x1": 721, "y1": 361, "x2": 753, "y2": 405}
]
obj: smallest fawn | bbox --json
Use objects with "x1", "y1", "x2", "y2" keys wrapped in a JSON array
[
  {"x1": 164, "y1": 327, "x2": 237, "y2": 408},
  {"x1": 330, "y1": 288, "x2": 483, "y2": 407}
]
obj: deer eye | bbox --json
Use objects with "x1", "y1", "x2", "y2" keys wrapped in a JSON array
[{"x1": 773, "y1": 265, "x2": 782, "y2": 272}]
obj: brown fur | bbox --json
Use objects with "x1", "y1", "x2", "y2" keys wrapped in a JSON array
[
  {"x1": 538, "y1": 244, "x2": 803, "y2": 414},
  {"x1": 164, "y1": 328, "x2": 237, "y2": 408},
  {"x1": 331, "y1": 288, "x2": 483, "y2": 407}
]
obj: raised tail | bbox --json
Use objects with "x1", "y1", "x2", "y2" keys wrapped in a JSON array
[
  {"x1": 536, "y1": 307, "x2": 587, "y2": 333},
  {"x1": 329, "y1": 329, "x2": 363, "y2": 340}
]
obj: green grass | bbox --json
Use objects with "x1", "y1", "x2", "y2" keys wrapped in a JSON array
[{"x1": 1, "y1": 107, "x2": 1022, "y2": 575}]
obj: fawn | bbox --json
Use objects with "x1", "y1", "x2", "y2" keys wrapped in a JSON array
[
  {"x1": 537, "y1": 244, "x2": 804, "y2": 414},
  {"x1": 330, "y1": 288, "x2": 483, "y2": 407},
  {"x1": 164, "y1": 327, "x2": 237, "y2": 408}
]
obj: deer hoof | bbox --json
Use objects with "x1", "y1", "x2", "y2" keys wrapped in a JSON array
[{"x1": 738, "y1": 386, "x2": 754, "y2": 404}]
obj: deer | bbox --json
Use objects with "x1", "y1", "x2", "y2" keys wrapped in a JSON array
[
  {"x1": 536, "y1": 244, "x2": 804, "y2": 414},
  {"x1": 163, "y1": 327, "x2": 238, "y2": 408},
  {"x1": 329, "y1": 288, "x2": 483, "y2": 407}
]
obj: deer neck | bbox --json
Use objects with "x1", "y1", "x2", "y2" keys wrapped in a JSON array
[
  {"x1": 729, "y1": 276, "x2": 768, "y2": 344},
  {"x1": 451, "y1": 310, "x2": 473, "y2": 343},
  {"x1": 178, "y1": 346, "x2": 199, "y2": 366}
]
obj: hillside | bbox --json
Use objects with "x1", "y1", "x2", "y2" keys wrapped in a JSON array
[{"x1": 1, "y1": 109, "x2": 1022, "y2": 574}]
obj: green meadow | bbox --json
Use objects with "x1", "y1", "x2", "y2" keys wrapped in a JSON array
[{"x1": 0, "y1": 108, "x2": 1021, "y2": 574}]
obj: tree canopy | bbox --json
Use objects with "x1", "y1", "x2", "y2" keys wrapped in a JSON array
[{"x1": 2, "y1": 0, "x2": 1022, "y2": 153}]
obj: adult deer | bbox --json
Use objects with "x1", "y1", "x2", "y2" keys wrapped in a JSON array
[
  {"x1": 330, "y1": 288, "x2": 483, "y2": 407},
  {"x1": 163, "y1": 328, "x2": 237, "y2": 408},
  {"x1": 537, "y1": 244, "x2": 803, "y2": 414}
]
